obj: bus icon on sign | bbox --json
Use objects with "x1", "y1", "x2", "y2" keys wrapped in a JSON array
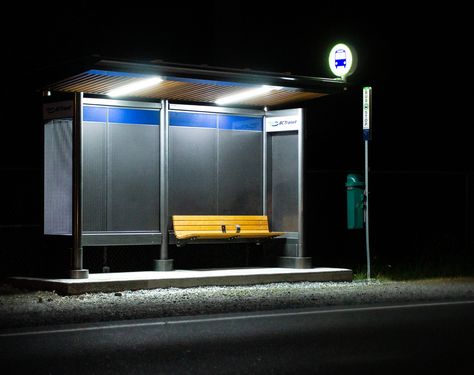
[
  {"x1": 334, "y1": 49, "x2": 347, "y2": 69},
  {"x1": 329, "y1": 43, "x2": 356, "y2": 78}
]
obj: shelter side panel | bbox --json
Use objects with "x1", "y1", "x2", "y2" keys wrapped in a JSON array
[{"x1": 44, "y1": 119, "x2": 73, "y2": 235}]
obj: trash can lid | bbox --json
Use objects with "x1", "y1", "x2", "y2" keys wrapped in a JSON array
[{"x1": 345, "y1": 173, "x2": 364, "y2": 187}]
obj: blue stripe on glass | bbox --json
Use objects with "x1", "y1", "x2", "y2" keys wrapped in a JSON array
[
  {"x1": 169, "y1": 112, "x2": 217, "y2": 128},
  {"x1": 218, "y1": 115, "x2": 262, "y2": 132},
  {"x1": 86, "y1": 69, "x2": 153, "y2": 79},
  {"x1": 83, "y1": 106, "x2": 107, "y2": 122},
  {"x1": 108, "y1": 108, "x2": 160, "y2": 125}
]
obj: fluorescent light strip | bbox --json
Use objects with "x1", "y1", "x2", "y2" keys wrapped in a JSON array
[
  {"x1": 107, "y1": 76, "x2": 163, "y2": 97},
  {"x1": 215, "y1": 85, "x2": 282, "y2": 105}
]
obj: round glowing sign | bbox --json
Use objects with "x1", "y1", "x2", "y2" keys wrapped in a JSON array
[{"x1": 328, "y1": 43, "x2": 357, "y2": 79}]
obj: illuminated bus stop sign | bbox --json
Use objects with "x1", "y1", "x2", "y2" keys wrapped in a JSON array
[{"x1": 328, "y1": 43, "x2": 357, "y2": 80}]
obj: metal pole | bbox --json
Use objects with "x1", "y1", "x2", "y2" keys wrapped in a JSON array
[
  {"x1": 262, "y1": 112, "x2": 267, "y2": 215},
  {"x1": 71, "y1": 92, "x2": 88, "y2": 279},
  {"x1": 154, "y1": 100, "x2": 173, "y2": 271},
  {"x1": 363, "y1": 86, "x2": 372, "y2": 281},
  {"x1": 465, "y1": 173, "x2": 470, "y2": 254},
  {"x1": 365, "y1": 140, "x2": 371, "y2": 280},
  {"x1": 160, "y1": 100, "x2": 169, "y2": 260},
  {"x1": 297, "y1": 109, "x2": 304, "y2": 257}
]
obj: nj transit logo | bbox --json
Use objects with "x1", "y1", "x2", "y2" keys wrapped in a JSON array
[
  {"x1": 46, "y1": 103, "x2": 72, "y2": 115},
  {"x1": 43, "y1": 101, "x2": 74, "y2": 120},
  {"x1": 269, "y1": 119, "x2": 298, "y2": 128},
  {"x1": 265, "y1": 115, "x2": 300, "y2": 132}
]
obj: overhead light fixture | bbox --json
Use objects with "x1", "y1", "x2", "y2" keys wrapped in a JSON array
[
  {"x1": 107, "y1": 76, "x2": 163, "y2": 97},
  {"x1": 215, "y1": 85, "x2": 282, "y2": 105}
]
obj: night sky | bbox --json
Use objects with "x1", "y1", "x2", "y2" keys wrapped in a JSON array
[
  {"x1": 1, "y1": 1, "x2": 472, "y2": 275},
  {"x1": 4, "y1": 1, "x2": 470, "y2": 170}
]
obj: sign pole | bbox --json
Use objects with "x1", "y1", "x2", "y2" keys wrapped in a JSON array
[{"x1": 363, "y1": 87, "x2": 372, "y2": 281}]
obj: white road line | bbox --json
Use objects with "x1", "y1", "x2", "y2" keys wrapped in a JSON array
[{"x1": 2, "y1": 299, "x2": 473, "y2": 338}]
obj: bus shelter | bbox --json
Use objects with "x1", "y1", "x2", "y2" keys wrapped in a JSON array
[{"x1": 41, "y1": 58, "x2": 347, "y2": 278}]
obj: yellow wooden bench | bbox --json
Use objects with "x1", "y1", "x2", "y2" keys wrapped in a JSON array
[{"x1": 172, "y1": 215, "x2": 284, "y2": 245}]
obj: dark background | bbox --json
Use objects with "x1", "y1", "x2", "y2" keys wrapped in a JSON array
[{"x1": 1, "y1": 1, "x2": 471, "y2": 278}]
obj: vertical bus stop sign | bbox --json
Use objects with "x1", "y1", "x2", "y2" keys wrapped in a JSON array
[
  {"x1": 363, "y1": 86, "x2": 372, "y2": 280},
  {"x1": 363, "y1": 87, "x2": 372, "y2": 140}
]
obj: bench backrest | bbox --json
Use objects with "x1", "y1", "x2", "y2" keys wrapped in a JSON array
[{"x1": 172, "y1": 215, "x2": 271, "y2": 234}]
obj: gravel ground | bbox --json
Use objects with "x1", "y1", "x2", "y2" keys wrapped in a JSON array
[{"x1": 1, "y1": 278, "x2": 473, "y2": 330}]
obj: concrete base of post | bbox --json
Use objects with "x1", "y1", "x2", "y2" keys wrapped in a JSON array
[
  {"x1": 278, "y1": 256, "x2": 312, "y2": 269},
  {"x1": 153, "y1": 259, "x2": 174, "y2": 271},
  {"x1": 70, "y1": 269, "x2": 89, "y2": 279}
]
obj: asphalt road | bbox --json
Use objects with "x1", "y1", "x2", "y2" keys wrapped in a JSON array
[{"x1": 1, "y1": 300, "x2": 473, "y2": 374}]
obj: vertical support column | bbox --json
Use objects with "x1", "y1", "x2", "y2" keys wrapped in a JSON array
[
  {"x1": 278, "y1": 108, "x2": 311, "y2": 269},
  {"x1": 297, "y1": 110, "x2": 304, "y2": 258},
  {"x1": 70, "y1": 92, "x2": 89, "y2": 279},
  {"x1": 292, "y1": 109, "x2": 311, "y2": 268},
  {"x1": 262, "y1": 113, "x2": 267, "y2": 215},
  {"x1": 154, "y1": 100, "x2": 174, "y2": 271}
]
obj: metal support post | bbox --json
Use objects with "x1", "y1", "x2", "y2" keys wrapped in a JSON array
[
  {"x1": 364, "y1": 140, "x2": 371, "y2": 280},
  {"x1": 363, "y1": 86, "x2": 372, "y2": 281},
  {"x1": 278, "y1": 108, "x2": 311, "y2": 269},
  {"x1": 154, "y1": 100, "x2": 173, "y2": 271},
  {"x1": 297, "y1": 110, "x2": 304, "y2": 258},
  {"x1": 70, "y1": 92, "x2": 88, "y2": 279},
  {"x1": 262, "y1": 112, "x2": 267, "y2": 215}
]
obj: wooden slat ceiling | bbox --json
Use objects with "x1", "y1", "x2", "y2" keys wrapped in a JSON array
[{"x1": 47, "y1": 71, "x2": 325, "y2": 107}]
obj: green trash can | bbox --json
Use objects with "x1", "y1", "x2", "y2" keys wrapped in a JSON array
[{"x1": 346, "y1": 174, "x2": 365, "y2": 229}]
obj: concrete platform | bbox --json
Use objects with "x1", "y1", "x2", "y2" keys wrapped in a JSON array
[{"x1": 10, "y1": 267, "x2": 353, "y2": 295}]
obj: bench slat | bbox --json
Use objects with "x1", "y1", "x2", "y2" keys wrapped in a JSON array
[
  {"x1": 173, "y1": 225, "x2": 269, "y2": 231},
  {"x1": 176, "y1": 232, "x2": 239, "y2": 240},
  {"x1": 173, "y1": 215, "x2": 268, "y2": 221},
  {"x1": 173, "y1": 220, "x2": 269, "y2": 226},
  {"x1": 172, "y1": 215, "x2": 282, "y2": 242},
  {"x1": 237, "y1": 231, "x2": 284, "y2": 238}
]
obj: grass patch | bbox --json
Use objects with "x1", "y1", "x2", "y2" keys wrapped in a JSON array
[
  {"x1": 352, "y1": 270, "x2": 392, "y2": 282},
  {"x1": 351, "y1": 252, "x2": 474, "y2": 282}
]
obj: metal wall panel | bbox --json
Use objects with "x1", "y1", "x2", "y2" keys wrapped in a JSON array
[
  {"x1": 108, "y1": 123, "x2": 160, "y2": 231},
  {"x1": 269, "y1": 132, "x2": 298, "y2": 231},
  {"x1": 218, "y1": 130, "x2": 262, "y2": 214},
  {"x1": 44, "y1": 119, "x2": 72, "y2": 234},
  {"x1": 82, "y1": 122, "x2": 107, "y2": 231},
  {"x1": 169, "y1": 126, "x2": 218, "y2": 216}
]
